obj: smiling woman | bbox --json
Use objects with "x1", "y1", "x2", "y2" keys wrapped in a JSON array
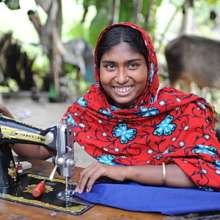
[
  {"x1": 96, "y1": 26, "x2": 151, "y2": 108},
  {"x1": 63, "y1": 22, "x2": 220, "y2": 193},
  {"x1": 100, "y1": 41, "x2": 148, "y2": 108},
  {"x1": 2, "y1": 22, "x2": 220, "y2": 196}
]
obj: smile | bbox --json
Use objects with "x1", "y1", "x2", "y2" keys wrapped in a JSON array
[{"x1": 113, "y1": 86, "x2": 133, "y2": 96}]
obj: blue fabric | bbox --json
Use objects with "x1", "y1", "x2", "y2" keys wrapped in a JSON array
[{"x1": 75, "y1": 182, "x2": 220, "y2": 215}]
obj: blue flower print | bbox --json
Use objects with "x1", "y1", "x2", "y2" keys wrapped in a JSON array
[
  {"x1": 99, "y1": 108, "x2": 113, "y2": 118},
  {"x1": 192, "y1": 145, "x2": 218, "y2": 157},
  {"x1": 214, "y1": 160, "x2": 220, "y2": 175},
  {"x1": 162, "y1": 148, "x2": 172, "y2": 154},
  {"x1": 150, "y1": 95, "x2": 156, "y2": 104},
  {"x1": 137, "y1": 106, "x2": 159, "y2": 117},
  {"x1": 97, "y1": 154, "x2": 117, "y2": 165},
  {"x1": 196, "y1": 101, "x2": 206, "y2": 110},
  {"x1": 214, "y1": 160, "x2": 220, "y2": 169},
  {"x1": 153, "y1": 115, "x2": 176, "y2": 136},
  {"x1": 77, "y1": 97, "x2": 87, "y2": 107},
  {"x1": 111, "y1": 105, "x2": 119, "y2": 111},
  {"x1": 67, "y1": 113, "x2": 76, "y2": 127},
  {"x1": 112, "y1": 123, "x2": 137, "y2": 144},
  {"x1": 214, "y1": 160, "x2": 220, "y2": 167}
]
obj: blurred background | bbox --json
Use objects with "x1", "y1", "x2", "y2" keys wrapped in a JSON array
[{"x1": 0, "y1": 0, "x2": 220, "y2": 128}]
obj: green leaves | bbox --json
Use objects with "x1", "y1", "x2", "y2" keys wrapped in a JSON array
[
  {"x1": 78, "y1": 0, "x2": 165, "y2": 44},
  {"x1": 0, "y1": 0, "x2": 20, "y2": 10},
  {"x1": 119, "y1": 0, "x2": 134, "y2": 22},
  {"x1": 89, "y1": 9, "x2": 109, "y2": 45}
]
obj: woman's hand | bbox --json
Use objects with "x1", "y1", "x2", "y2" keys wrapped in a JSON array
[
  {"x1": 0, "y1": 105, "x2": 13, "y2": 118},
  {"x1": 75, "y1": 162, "x2": 127, "y2": 193}
]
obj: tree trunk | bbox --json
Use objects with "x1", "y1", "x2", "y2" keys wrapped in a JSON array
[
  {"x1": 110, "y1": 0, "x2": 120, "y2": 24},
  {"x1": 134, "y1": 0, "x2": 142, "y2": 24},
  {"x1": 179, "y1": 0, "x2": 195, "y2": 35},
  {"x1": 31, "y1": 0, "x2": 63, "y2": 97}
]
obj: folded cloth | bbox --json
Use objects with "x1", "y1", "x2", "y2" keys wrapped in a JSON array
[{"x1": 75, "y1": 182, "x2": 220, "y2": 215}]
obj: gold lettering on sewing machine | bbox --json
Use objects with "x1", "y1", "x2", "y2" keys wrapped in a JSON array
[{"x1": 1, "y1": 126, "x2": 46, "y2": 144}]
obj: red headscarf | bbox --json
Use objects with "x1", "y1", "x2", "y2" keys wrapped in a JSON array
[{"x1": 64, "y1": 22, "x2": 220, "y2": 190}]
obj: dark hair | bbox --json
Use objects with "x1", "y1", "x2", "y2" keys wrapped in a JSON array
[{"x1": 96, "y1": 26, "x2": 148, "y2": 67}]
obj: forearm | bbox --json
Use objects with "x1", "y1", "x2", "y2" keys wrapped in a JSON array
[
  {"x1": 13, "y1": 143, "x2": 52, "y2": 160},
  {"x1": 125, "y1": 164, "x2": 195, "y2": 188},
  {"x1": 0, "y1": 106, "x2": 53, "y2": 160},
  {"x1": 76, "y1": 162, "x2": 195, "y2": 193}
]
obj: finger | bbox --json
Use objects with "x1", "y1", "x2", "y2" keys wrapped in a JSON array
[
  {"x1": 0, "y1": 107, "x2": 13, "y2": 118},
  {"x1": 83, "y1": 164, "x2": 108, "y2": 192},
  {"x1": 78, "y1": 162, "x2": 106, "y2": 193},
  {"x1": 77, "y1": 173, "x2": 89, "y2": 193},
  {"x1": 79, "y1": 162, "x2": 98, "y2": 179},
  {"x1": 77, "y1": 164, "x2": 99, "y2": 193},
  {"x1": 78, "y1": 162, "x2": 98, "y2": 187},
  {"x1": 86, "y1": 169, "x2": 104, "y2": 192}
]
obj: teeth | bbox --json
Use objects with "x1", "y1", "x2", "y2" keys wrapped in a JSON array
[{"x1": 114, "y1": 86, "x2": 132, "y2": 95}]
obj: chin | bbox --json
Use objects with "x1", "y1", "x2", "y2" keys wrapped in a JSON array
[{"x1": 112, "y1": 98, "x2": 135, "y2": 108}]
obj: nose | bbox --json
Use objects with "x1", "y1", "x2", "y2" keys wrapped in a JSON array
[{"x1": 116, "y1": 68, "x2": 129, "y2": 84}]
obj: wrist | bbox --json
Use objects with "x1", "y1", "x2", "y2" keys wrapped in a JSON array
[
  {"x1": 112, "y1": 166, "x2": 130, "y2": 181},
  {"x1": 161, "y1": 163, "x2": 167, "y2": 185},
  {"x1": 123, "y1": 166, "x2": 132, "y2": 180}
]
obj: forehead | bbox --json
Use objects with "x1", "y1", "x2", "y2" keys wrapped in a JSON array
[{"x1": 101, "y1": 42, "x2": 145, "y2": 61}]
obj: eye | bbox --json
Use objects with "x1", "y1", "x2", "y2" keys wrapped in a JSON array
[
  {"x1": 127, "y1": 62, "x2": 140, "y2": 70},
  {"x1": 103, "y1": 63, "x2": 116, "y2": 71}
]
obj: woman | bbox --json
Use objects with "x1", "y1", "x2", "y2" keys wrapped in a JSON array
[{"x1": 2, "y1": 22, "x2": 220, "y2": 193}]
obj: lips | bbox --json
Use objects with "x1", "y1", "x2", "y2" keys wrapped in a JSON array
[{"x1": 113, "y1": 86, "x2": 133, "y2": 96}]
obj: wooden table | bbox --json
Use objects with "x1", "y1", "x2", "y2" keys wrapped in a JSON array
[{"x1": 0, "y1": 160, "x2": 165, "y2": 220}]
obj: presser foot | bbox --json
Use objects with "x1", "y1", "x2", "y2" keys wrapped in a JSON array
[{"x1": 56, "y1": 185, "x2": 86, "y2": 206}]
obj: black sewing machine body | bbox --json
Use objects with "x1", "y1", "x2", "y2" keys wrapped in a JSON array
[
  {"x1": 0, "y1": 115, "x2": 93, "y2": 215},
  {"x1": 0, "y1": 143, "x2": 17, "y2": 192},
  {"x1": 0, "y1": 115, "x2": 74, "y2": 192}
]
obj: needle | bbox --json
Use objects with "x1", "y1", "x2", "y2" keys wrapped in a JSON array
[{"x1": 49, "y1": 164, "x2": 57, "y2": 181}]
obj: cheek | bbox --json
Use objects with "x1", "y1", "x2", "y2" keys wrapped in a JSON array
[
  {"x1": 99, "y1": 73, "x2": 106, "y2": 86},
  {"x1": 135, "y1": 71, "x2": 148, "y2": 91},
  {"x1": 99, "y1": 69, "x2": 105, "y2": 84},
  {"x1": 100, "y1": 71, "x2": 112, "y2": 86},
  {"x1": 138, "y1": 80, "x2": 147, "y2": 93},
  {"x1": 135, "y1": 69, "x2": 148, "y2": 84}
]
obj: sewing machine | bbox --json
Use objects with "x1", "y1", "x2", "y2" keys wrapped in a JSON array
[{"x1": 0, "y1": 114, "x2": 75, "y2": 197}]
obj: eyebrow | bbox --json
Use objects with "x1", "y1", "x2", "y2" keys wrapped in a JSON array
[{"x1": 101, "y1": 58, "x2": 144, "y2": 63}]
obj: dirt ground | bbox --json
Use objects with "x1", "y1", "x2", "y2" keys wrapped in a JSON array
[
  {"x1": 3, "y1": 94, "x2": 69, "y2": 128},
  {"x1": 1, "y1": 92, "x2": 95, "y2": 167}
]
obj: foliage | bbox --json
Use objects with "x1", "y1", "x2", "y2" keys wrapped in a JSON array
[
  {"x1": 0, "y1": 0, "x2": 20, "y2": 9},
  {"x1": 2, "y1": 0, "x2": 220, "y2": 96},
  {"x1": 74, "y1": 0, "x2": 164, "y2": 45}
]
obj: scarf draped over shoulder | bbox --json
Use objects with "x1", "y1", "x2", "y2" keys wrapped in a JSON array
[{"x1": 64, "y1": 22, "x2": 220, "y2": 190}]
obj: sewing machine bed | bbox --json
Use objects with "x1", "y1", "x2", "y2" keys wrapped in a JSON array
[{"x1": 0, "y1": 173, "x2": 94, "y2": 215}]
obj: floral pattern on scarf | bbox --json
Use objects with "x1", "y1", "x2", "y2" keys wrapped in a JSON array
[{"x1": 63, "y1": 22, "x2": 220, "y2": 190}]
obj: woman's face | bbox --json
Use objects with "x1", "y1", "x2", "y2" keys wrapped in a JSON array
[{"x1": 99, "y1": 42, "x2": 148, "y2": 108}]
